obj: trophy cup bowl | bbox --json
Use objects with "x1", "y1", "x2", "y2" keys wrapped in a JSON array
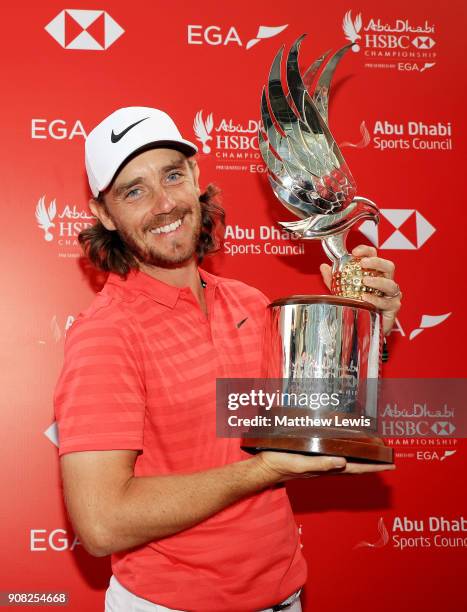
[{"x1": 240, "y1": 35, "x2": 393, "y2": 463}]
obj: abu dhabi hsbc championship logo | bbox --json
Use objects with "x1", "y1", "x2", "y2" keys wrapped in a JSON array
[
  {"x1": 359, "y1": 209, "x2": 435, "y2": 250},
  {"x1": 342, "y1": 9, "x2": 437, "y2": 72},
  {"x1": 35, "y1": 195, "x2": 94, "y2": 257},
  {"x1": 45, "y1": 10, "x2": 124, "y2": 50},
  {"x1": 193, "y1": 111, "x2": 263, "y2": 173}
]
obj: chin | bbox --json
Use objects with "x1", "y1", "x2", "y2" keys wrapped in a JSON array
[{"x1": 140, "y1": 246, "x2": 197, "y2": 268}]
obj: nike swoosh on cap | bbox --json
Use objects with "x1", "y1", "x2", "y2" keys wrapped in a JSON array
[
  {"x1": 111, "y1": 117, "x2": 150, "y2": 143},
  {"x1": 236, "y1": 317, "x2": 248, "y2": 329}
]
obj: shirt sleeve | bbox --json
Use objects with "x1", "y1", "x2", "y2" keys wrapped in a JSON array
[{"x1": 54, "y1": 314, "x2": 146, "y2": 456}]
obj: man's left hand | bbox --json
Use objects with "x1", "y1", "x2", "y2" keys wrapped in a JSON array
[{"x1": 320, "y1": 244, "x2": 402, "y2": 336}]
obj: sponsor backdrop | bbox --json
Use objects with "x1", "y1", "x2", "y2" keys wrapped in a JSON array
[{"x1": 1, "y1": 0, "x2": 466, "y2": 610}]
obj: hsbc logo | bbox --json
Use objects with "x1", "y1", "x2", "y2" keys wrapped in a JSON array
[
  {"x1": 412, "y1": 36, "x2": 435, "y2": 49},
  {"x1": 359, "y1": 209, "x2": 435, "y2": 250},
  {"x1": 187, "y1": 24, "x2": 288, "y2": 49},
  {"x1": 431, "y1": 422, "x2": 456, "y2": 436},
  {"x1": 45, "y1": 10, "x2": 124, "y2": 50},
  {"x1": 44, "y1": 421, "x2": 59, "y2": 447}
]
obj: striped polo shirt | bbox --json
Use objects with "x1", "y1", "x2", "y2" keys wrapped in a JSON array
[{"x1": 54, "y1": 267, "x2": 306, "y2": 611}]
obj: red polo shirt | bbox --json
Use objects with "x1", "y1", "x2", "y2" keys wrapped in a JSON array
[{"x1": 54, "y1": 268, "x2": 306, "y2": 611}]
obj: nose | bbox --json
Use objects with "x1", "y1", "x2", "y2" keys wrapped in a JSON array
[{"x1": 151, "y1": 186, "x2": 177, "y2": 215}]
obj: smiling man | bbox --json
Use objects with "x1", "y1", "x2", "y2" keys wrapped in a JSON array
[
  {"x1": 99, "y1": 150, "x2": 201, "y2": 266},
  {"x1": 54, "y1": 107, "x2": 401, "y2": 612}
]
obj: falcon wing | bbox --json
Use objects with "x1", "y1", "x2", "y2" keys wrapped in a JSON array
[
  {"x1": 259, "y1": 35, "x2": 356, "y2": 221},
  {"x1": 48, "y1": 199, "x2": 56, "y2": 221},
  {"x1": 343, "y1": 11, "x2": 361, "y2": 42},
  {"x1": 193, "y1": 111, "x2": 211, "y2": 141},
  {"x1": 355, "y1": 13, "x2": 362, "y2": 34},
  {"x1": 35, "y1": 196, "x2": 53, "y2": 231}
]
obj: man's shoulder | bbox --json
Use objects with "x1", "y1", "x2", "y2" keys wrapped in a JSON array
[
  {"x1": 205, "y1": 270, "x2": 270, "y2": 307},
  {"x1": 66, "y1": 288, "x2": 138, "y2": 344}
]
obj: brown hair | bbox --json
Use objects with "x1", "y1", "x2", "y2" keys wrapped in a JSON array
[{"x1": 78, "y1": 184, "x2": 225, "y2": 276}]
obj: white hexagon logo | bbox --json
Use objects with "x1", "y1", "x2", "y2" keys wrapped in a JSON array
[{"x1": 45, "y1": 10, "x2": 124, "y2": 50}]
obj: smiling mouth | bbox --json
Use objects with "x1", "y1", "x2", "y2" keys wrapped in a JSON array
[{"x1": 149, "y1": 218, "x2": 183, "y2": 235}]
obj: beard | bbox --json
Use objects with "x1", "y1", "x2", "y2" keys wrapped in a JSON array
[{"x1": 113, "y1": 203, "x2": 202, "y2": 269}]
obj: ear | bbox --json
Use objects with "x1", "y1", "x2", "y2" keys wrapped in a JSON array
[
  {"x1": 89, "y1": 198, "x2": 117, "y2": 231},
  {"x1": 189, "y1": 158, "x2": 201, "y2": 195}
]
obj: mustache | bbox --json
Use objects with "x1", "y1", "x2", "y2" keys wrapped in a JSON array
[{"x1": 143, "y1": 207, "x2": 189, "y2": 232}]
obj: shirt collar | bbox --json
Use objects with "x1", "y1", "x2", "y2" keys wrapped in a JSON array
[{"x1": 104, "y1": 267, "x2": 218, "y2": 309}]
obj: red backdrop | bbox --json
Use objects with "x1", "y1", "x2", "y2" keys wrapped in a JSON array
[{"x1": 2, "y1": 0, "x2": 466, "y2": 610}]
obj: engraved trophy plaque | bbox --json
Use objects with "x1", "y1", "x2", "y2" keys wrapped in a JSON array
[{"x1": 241, "y1": 35, "x2": 393, "y2": 463}]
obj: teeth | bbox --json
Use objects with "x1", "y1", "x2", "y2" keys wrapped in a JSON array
[{"x1": 150, "y1": 218, "x2": 182, "y2": 235}]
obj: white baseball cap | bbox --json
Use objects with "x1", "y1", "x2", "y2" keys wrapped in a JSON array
[{"x1": 85, "y1": 106, "x2": 198, "y2": 197}]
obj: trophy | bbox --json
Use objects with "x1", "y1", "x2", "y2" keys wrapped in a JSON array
[{"x1": 241, "y1": 35, "x2": 393, "y2": 463}]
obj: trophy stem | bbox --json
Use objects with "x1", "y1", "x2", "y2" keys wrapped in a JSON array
[{"x1": 322, "y1": 231, "x2": 351, "y2": 265}]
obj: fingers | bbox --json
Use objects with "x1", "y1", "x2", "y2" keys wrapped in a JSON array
[
  {"x1": 361, "y1": 290, "x2": 402, "y2": 314},
  {"x1": 258, "y1": 451, "x2": 396, "y2": 482},
  {"x1": 359, "y1": 267, "x2": 401, "y2": 335},
  {"x1": 320, "y1": 263, "x2": 332, "y2": 291},
  {"x1": 284, "y1": 454, "x2": 347, "y2": 474},
  {"x1": 300, "y1": 455, "x2": 347, "y2": 472},
  {"x1": 294, "y1": 455, "x2": 347, "y2": 478},
  {"x1": 352, "y1": 245, "x2": 377, "y2": 258},
  {"x1": 362, "y1": 276, "x2": 400, "y2": 297},
  {"x1": 359, "y1": 256, "x2": 396, "y2": 279},
  {"x1": 258, "y1": 452, "x2": 347, "y2": 481},
  {"x1": 343, "y1": 462, "x2": 396, "y2": 474}
]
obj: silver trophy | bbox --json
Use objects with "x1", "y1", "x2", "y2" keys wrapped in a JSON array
[{"x1": 242, "y1": 35, "x2": 393, "y2": 462}]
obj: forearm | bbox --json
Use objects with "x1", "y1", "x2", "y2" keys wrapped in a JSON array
[{"x1": 99, "y1": 455, "x2": 278, "y2": 555}]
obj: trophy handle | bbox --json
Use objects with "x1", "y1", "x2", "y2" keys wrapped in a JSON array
[
  {"x1": 322, "y1": 231, "x2": 351, "y2": 268},
  {"x1": 322, "y1": 215, "x2": 384, "y2": 299}
]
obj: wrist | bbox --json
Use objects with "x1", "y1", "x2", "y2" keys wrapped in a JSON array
[{"x1": 246, "y1": 453, "x2": 284, "y2": 488}]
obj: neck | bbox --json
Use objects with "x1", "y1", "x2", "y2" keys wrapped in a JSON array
[{"x1": 139, "y1": 258, "x2": 207, "y2": 314}]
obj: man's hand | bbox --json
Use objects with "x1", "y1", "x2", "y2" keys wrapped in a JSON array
[
  {"x1": 320, "y1": 244, "x2": 401, "y2": 335},
  {"x1": 257, "y1": 451, "x2": 395, "y2": 483}
]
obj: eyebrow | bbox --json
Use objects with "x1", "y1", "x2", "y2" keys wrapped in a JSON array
[
  {"x1": 159, "y1": 158, "x2": 188, "y2": 174},
  {"x1": 113, "y1": 177, "x2": 145, "y2": 197},
  {"x1": 113, "y1": 159, "x2": 188, "y2": 196}
]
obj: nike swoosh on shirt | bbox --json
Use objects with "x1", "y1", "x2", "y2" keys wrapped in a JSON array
[
  {"x1": 236, "y1": 317, "x2": 249, "y2": 329},
  {"x1": 111, "y1": 117, "x2": 150, "y2": 143}
]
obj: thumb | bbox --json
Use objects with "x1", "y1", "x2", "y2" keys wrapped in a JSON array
[{"x1": 320, "y1": 263, "x2": 332, "y2": 291}]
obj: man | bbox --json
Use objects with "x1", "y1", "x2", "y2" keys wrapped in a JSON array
[{"x1": 54, "y1": 107, "x2": 401, "y2": 612}]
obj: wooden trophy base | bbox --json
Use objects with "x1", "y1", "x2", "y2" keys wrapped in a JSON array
[{"x1": 241, "y1": 432, "x2": 393, "y2": 464}]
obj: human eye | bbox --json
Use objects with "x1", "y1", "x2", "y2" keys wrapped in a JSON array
[
  {"x1": 125, "y1": 187, "x2": 143, "y2": 200},
  {"x1": 165, "y1": 170, "x2": 184, "y2": 184}
]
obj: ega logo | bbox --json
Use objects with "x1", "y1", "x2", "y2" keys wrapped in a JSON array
[{"x1": 187, "y1": 24, "x2": 288, "y2": 49}]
